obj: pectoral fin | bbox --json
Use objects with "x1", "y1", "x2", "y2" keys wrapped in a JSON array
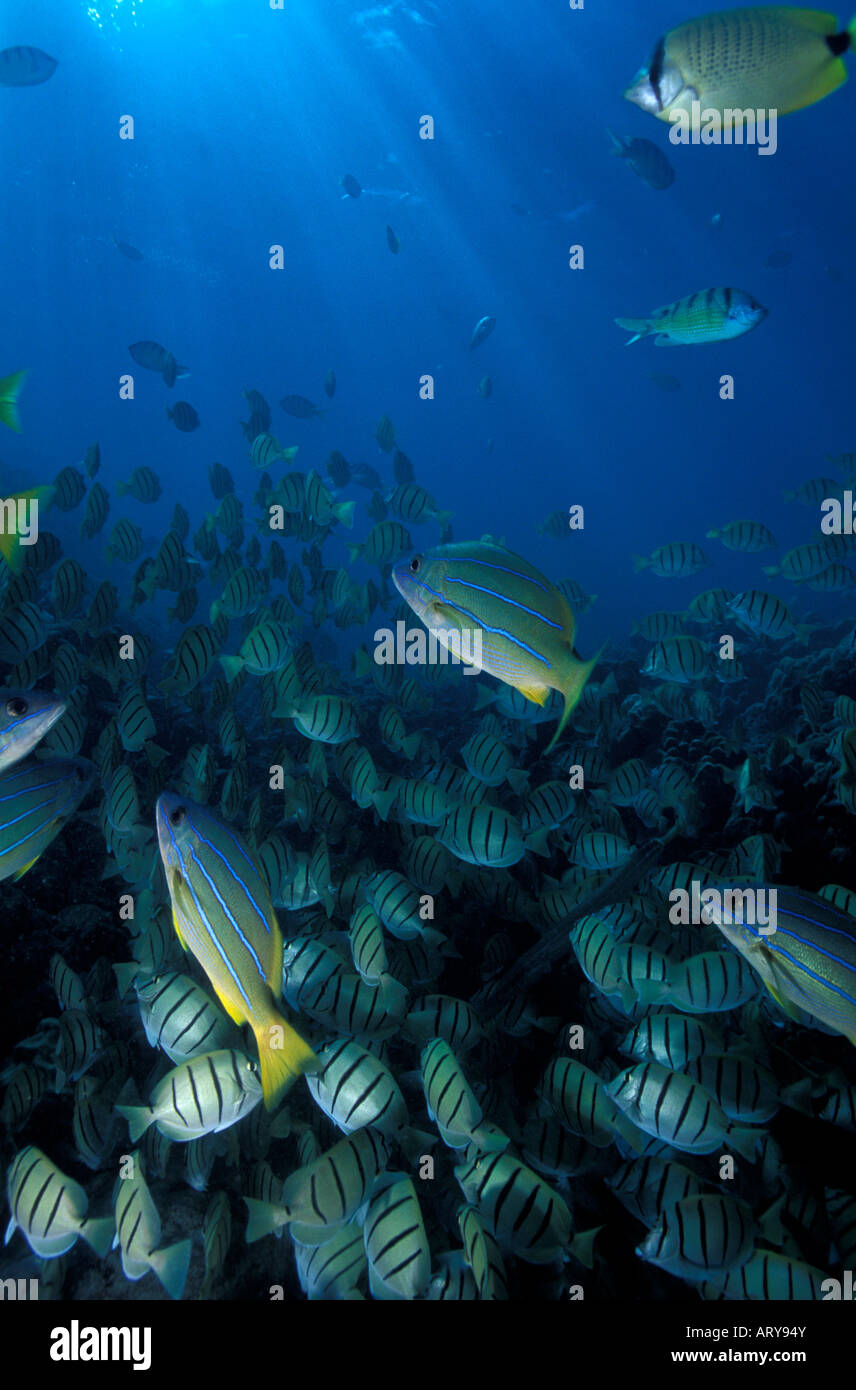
[{"x1": 515, "y1": 682, "x2": 549, "y2": 707}]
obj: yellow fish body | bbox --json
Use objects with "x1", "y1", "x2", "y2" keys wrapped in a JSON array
[
  {"x1": 626, "y1": 6, "x2": 856, "y2": 121},
  {"x1": 155, "y1": 793, "x2": 318, "y2": 1109},
  {"x1": 392, "y1": 540, "x2": 602, "y2": 751},
  {"x1": 616, "y1": 287, "x2": 767, "y2": 345}
]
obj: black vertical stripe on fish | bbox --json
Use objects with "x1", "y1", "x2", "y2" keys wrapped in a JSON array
[
  {"x1": 27, "y1": 1173, "x2": 53, "y2": 1230},
  {"x1": 172, "y1": 1077, "x2": 187, "y2": 1128},
  {"x1": 207, "y1": 1054, "x2": 224, "y2": 1123}
]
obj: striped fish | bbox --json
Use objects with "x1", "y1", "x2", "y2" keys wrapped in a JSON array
[
  {"x1": 633, "y1": 542, "x2": 709, "y2": 577},
  {"x1": 51, "y1": 465, "x2": 86, "y2": 510},
  {"x1": 571, "y1": 830, "x2": 633, "y2": 871},
  {"x1": 457, "y1": 1204, "x2": 509, "y2": 1299},
  {"x1": 112, "y1": 1152, "x2": 191, "y2": 1299},
  {"x1": 632, "y1": 611, "x2": 686, "y2": 640},
  {"x1": 0, "y1": 757, "x2": 93, "y2": 882},
  {"x1": 701, "y1": 1249, "x2": 830, "y2": 1301},
  {"x1": 403, "y1": 835, "x2": 456, "y2": 894},
  {"x1": 304, "y1": 469, "x2": 354, "y2": 528},
  {"x1": 105, "y1": 763, "x2": 140, "y2": 834},
  {"x1": 537, "y1": 1057, "x2": 621, "y2": 1148},
  {"x1": 306, "y1": 1038, "x2": 409, "y2": 1139},
  {"x1": 244, "y1": 1128, "x2": 390, "y2": 1244},
  {"x1": 0, "y1": 601, "x2": 51, "y2": 662},
  {"x1": 686, "y1": 1054, "x2": 780, "y2": 1123},
  {"x1": 618, "y1": 1014, "x2": 721, "y2": 1069},
  {"x1": 421, "y1": 1038, "x2": 507, "y2": 1152},
  {"x1": 115, "y1": 1048, "x2": 263, "y2": 1142},
  {"x1": 706, "y1": 885, "x2": 856, "y2": 1046},
  {"x1": 310, "y1": 969, "x2": 409, "y2": 1039},
  {"x1": 349, "y1": 902, "x2": 389, "y2": 983},
  {"x1": 764, "y1": 542, "x2": 830, "y2": 582},
  {"x1": 0, "y1": 1063, "x2": 46, "y2": 1132},
  {"x1": 638, "y1": 1194, "x2": 756, "y2": 1281},
  {"x1": 349, "y1": 520, "x2": 412, "y2": 566},
  {"x1": 293, "y1": 1218, "x2": 367, "y2": 1300},
  {"x1": 281, "y1": 936, "x2": 347, "y2": 1014},
  {"x1": 363, "y1": 1172, "x2": 430, "y2": 1300},
  {"x1": 55, "y1": 1009, "x2": 103, "y2": 1090},
  {"x1": 72, "y1": 1076, "x2": 119, "y2": 1172},
  {"x1": 117, "y1": 683, "x2": 157, "y2": 753},
  {"x1": 606, "y1": 1156, "x2": 703, "y2": 1228},
  {"x1": 220, "y1": 620, "x2": 292, "y2": 682},
  {"x1": 728, "y1": 590, "x2": 809, "y2": 642},
  {"x1": 50, "y1": 557, "x2": 85, "y2": 618},
  {"x1": 393, "y1": 540, "x2": 601, "y2": 751},
  {"x1": 427, "y1": 1250, "x2": 480, "y2": 1300},
  {"x1": 616, "y1": 289, "x2": 766, "y2": 346},
  {"x1": 606, "y1": 1061, "x2": 760, "y2": 1159},
  {"x1": 570, "y1": 914, "x2": 632, "y2": 1006},
  {"x1": 455, "y1": 1150, "x2": 572, "y2": 1264},
  {"x1": 105, "y1": 517, "x2": 143, "y2": 563},
  {"x1": 706, "y1": 519, "x2": 777, "y2": 552},
  {"x1": 5, "y1": 1145, "x2": 114, "y2": 1259},
  {"x1": 135, "y1": 970, "x2": 240, "y2": 1063},
  {"x1": 391, "y1": 777, "x2": 455, "y2": 827},
  {"x1": 403, "y1": 995, "x2": 483, "y2": 1052},
  {"x1": 364, "y1": 869, "x2": 426, "y2": 940},
  {"x1": 40, "y1": 701, "x2": 85, "y2": 758},
  {"x1": 520, "y1": 779, "x2": 576, "y2": 834},
  {"x1": 437, "y1": 803, "x2": 527, "y2": 868},
  {"x1": 0, "y1": 690, "x2": 66, "y2": 771},
  {"x1": 637, "y1": 950, "x2": 759, "y2": 1012},
  {"x1": 155, "y1": 794, "x2": 318, "y2": 1108},
  {"x1": 521, "y1": 1115, "x2": 593, "y2": 1181},
  {"x1": 200, "y1": 1190, "x2": 232, "y2": 1298},
  {"x1": 285, "y1": 695, "x2": 359, "y2": 745},
  {"x1": 461, "y1": 730, "x2": 528, "y2": 792},
  {"x1": 642, "y1": 635, "x2": 709, "y2": 683},
  {"x1": 378, "y1": 704, "x2": 419, "y2": 759}
]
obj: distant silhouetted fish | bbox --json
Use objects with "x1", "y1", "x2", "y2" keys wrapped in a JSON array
[
  {"x1": 113, "y1": 236, "x2": 144, "y2": 261},
  {"x1": 0, "y1": 46, "x2": 57, "y2": 86}
]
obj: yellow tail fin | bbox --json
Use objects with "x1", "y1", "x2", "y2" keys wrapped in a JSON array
[
  {"x1": 0, "y1": 486, "x2": 54, "y2": 573},
  {"x1": 545, "y1": 644, "x2": 605, "y2": 753},
  {"x1": 255, "y1": 1009, "x2": 320, "y2": 1111},
  {"x1": 0, "y1": 369, "x2": 28, "y2": 432}
]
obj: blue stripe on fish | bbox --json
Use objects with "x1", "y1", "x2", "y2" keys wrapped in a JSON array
[
  {"x1": 162, "y1": 817, "x2": 255, "y2": 1011},
  {"x1": 445, "y1": 555, "x2": 552, "y2": 594},
  {"x1": 187, "y1": 809, "x2": 272, "y2": 937},
  {"x1": 411, "y1": 580, "x2": 552, "y2": 668},
  {"x1": 443, "y1": 576, "x2": 563, "y2": 630}
]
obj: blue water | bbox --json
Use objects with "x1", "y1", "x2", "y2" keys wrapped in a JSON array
[{"x1": 5, "y1": 0, "x2": 853, "y2": 650}]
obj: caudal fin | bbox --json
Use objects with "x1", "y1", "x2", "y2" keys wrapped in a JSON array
[
  {"x1": 115, "y1": 1103, "x2": 155, "y2": 1143},
  {"x1": 79, "y1": 1214, "x2": 115, "y2": 1259},
  {"x1": 149, "y1": 1237, "x2": 192, "y2": 1300},
  {"x1": 545, "y1": 644, "x2": 605, "y2": 752},
  {"x1": 614, "y1": 317, "x2": 650, "y2": 345},
  {"x1": 254, "y1": 1011, "x2": 320, "y2": 1111},
  {"x1": 0, "y1": 369, "x2": 29, "y2": 432},
  {"x1": 0, "y1": 486, "x2": 54, "y2": 574},
  {"x1": 244, "y1": 1196, "x2": 289, "y2": 1244}
]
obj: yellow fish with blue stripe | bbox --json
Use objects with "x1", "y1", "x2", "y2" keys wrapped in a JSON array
[
  {"x1": 705, "y1": 884, "x2": 856, "y2": 1045},
  {"x1": 155, "y1": 794, "x2": 318, "y2": 1109},
  {"x1": 392, "y1": 540, "x2": 602, "y2": 751},
  {"x1": 626, "y1": 6, "x2": 856, "y2": 122}
]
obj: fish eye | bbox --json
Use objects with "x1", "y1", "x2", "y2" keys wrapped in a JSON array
[
  {"x1": 170, "y1": 806, "x2": 187, "y2": 827},
  {"x1": 409, "y1": 555, "x2": 422, "y2": 573},
  {"x1": 6, "y1": 697, "x2": 27, "y2": 717},
  {"x1": 247, "y1": 1059, "x2": 258, "y2": 1073}
]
